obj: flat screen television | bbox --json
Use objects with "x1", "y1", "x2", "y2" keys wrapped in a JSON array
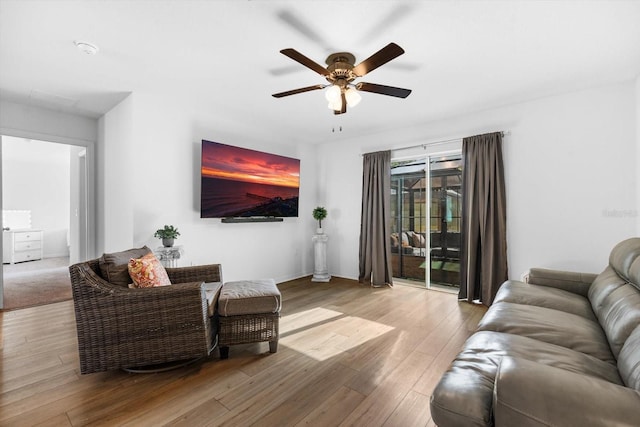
[{"x1": 201, "y1": 140, "x2": 300, "y2": 218}]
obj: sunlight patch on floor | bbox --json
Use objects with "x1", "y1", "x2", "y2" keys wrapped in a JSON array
[
  {"x1": 280, "y1": 307, "x2": 395, "y2": 361},
  {"x1": 279, "y1": 307, "x2": 344, "y2": 334}
]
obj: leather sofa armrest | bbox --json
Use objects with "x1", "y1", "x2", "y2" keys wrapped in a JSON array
[
  {"x1": 525, "y1": 268, "x2": 597, "y2": 297},
  {"x1": 494, "y1": 356, "x2": 640, "y2": 427}
]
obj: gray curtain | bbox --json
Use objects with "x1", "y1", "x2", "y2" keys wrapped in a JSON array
[
  {"x1": 459, "y1": 132, "x2": 508, "y2": 306},
  {"x1": 359, "y1": 150, "x2": 393, "y2": 287}
]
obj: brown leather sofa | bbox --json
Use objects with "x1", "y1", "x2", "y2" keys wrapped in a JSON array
[{"x1": 430, "y1": 237, "x2": 640, "y2": 426}]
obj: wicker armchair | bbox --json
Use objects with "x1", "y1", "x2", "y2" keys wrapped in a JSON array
[{"x1": 69, "y1": 258, "x2": 222, "y2": 374}]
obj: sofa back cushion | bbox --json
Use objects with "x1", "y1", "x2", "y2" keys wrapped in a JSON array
[
  {"x1": 588, "y1": 266, "x2": 627, "y2": 313},
  {"x1": 98, "y1": 246, "x2": 151, "y2": 287},
  {"x1": 589, "y1": 238, "x2": 640, "y2": 359},
  {"x1": 627, "y1": 250, "x2": 640, "y2": 292},
  {"x1": 609, "y1": 238, "x2": 640, "y2": 281},
  {"x1": 618, "y1": 325, "x2": 640, "y2": 390}
]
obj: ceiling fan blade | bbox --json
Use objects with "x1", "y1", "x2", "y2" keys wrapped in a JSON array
[
  {"x1": 277, "y1": 10, "x2": 334, "y2": 51},
  {"x1": 268, "y1": 64, "x2": 307, "y2": 76},
  {"x1": 352, "y1": 43, "x2": 405, "y2": 77},
  {"x1": 356, "y1": 82, "x2": 412, "y2": 98},
  {"x1": 272, "y1": 84, "x2": 325, "y2": 98},
  {"x1": 356, "y1": 4, "x2": 413, "y2": 45},
  {"x1": 280, "y1": 48, "x2": 329, "y2": 76}
]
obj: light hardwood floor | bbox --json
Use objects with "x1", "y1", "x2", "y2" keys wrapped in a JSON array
[{"x1": 0, "y1": 276, "x2": 486, "y2": 426}]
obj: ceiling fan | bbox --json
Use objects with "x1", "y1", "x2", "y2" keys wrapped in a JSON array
[{"x1": 272, "y1": 42, "x2": 412, "y2": 115}]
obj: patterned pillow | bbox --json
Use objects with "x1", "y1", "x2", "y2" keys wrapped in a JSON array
[{"x1": 128, "y1": 253, "x2": 171, "y2": 288}]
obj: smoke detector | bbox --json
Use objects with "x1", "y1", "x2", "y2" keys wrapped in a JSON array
[{"x1": 74, "y1": 40, "x2": 99, "y2": 55}]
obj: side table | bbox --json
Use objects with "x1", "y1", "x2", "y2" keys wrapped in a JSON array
[{"x1": 154, "y1": 245, "x2": 184, "y2": 268}]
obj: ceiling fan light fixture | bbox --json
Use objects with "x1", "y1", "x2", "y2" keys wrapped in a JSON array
[
  {"x1": 273, "y1": 43, "x2": 411, "y2": 115},
  {"x1": 345, "y1": 87, "x2": 362, "y2": 107},
  {"x1": 325, "y1": 85, "x2": 341, "y2": 102},
  {"x1": 327, "y1": 98, "x2": 342, "y2": 111}
]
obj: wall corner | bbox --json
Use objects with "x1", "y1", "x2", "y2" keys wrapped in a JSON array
[{"x1": 636, "y1": 75, "x2": 640, "y2": 236}]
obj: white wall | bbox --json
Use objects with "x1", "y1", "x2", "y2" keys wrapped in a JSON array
[
  {"x1": 2, "y1": 137, "x2": 71, "y2": 257},
  {"x1": 97, "y1": 94, "x2": 135, "y2": 253},
  {"x1": 317, "y1": 81, "x2": 638, "y2": 281},
  {"x1": 636, "y1": 75, "x2": 640, "y2": 234},
  {"x1": 98, "y1": 91, "x2": 318, "y2": 283},
  {"x1": 69, "y1": 145, "x2": 88, "y2": 264},
  {"x1": 0, "y1": 100, "x2": 97, "y2": 145}
]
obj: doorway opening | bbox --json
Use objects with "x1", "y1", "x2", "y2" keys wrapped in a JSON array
[
  {"x1": 1, "y1": 136, "x2": 90, "y2": 310},
  {"x1": 390, "y1": 153, "x2": 463, "y2": 290}
]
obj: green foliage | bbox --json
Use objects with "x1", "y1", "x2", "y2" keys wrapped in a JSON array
[
  {"x1": 312, "y1": 207, "x2": 328, "y2": 228},
  {"x1": 154, "y1": 225, "x2": 180, "y2": 239}
]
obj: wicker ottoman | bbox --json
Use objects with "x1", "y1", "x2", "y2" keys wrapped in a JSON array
[{"x1": 218, "y1": 279, "x2": 281, "y2": 359}]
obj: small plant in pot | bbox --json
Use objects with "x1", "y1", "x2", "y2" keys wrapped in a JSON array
[
  {"x1": 312, "y1": 207, "x2": 327, "y2": 234},
  {"x1": 154, "y1": 225, "x2": 180, "y2": 247}
]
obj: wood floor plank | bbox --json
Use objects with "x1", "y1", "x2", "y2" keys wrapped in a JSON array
[
  {"x1": 32, "y1": 413, "x2": 72, "y2": 427},
  {"x1": 66, "y1": 354, "x2": 252, "y2": 426},
  {"x1": 101, "y1": 371, "x2": 242, "y2": 426},
  {"x1": 256, "y1": 361, "x2": 359, "y2": 426},
  {"x1": 0, "y1": 276, "x2": 486, "y2": 426},
  {"x1": 383, "y1": 389, "x2": 431, "y2": 427},
  {"x1": 1, "y1": 365, "x2": 80, "y2": 407},
  {"x1": 1, "y1": 351, "x2": 66, "y2": 382},
  {"x1": 163, "y1": 397, "x2": 230, "y2": 427},
  {"x1": 216, "y1": 353, "x2": 318, "y2": 410},
  {"x1": 1, "y1": 375, "x2": 115, "y2": 425},
  {"x1": 412, "y1": 319, "x2": 479, "y2": 397},
  {"x1": 343, "y1": 329, "x2": 424, "y2": 396},
  {"x1": 211, "y1": 357, "x2": 321, "y2": 426},
  {"x1": 294, "y1": 386, "x2": 366, "y2": 427},
  {"x1": 339, "y1": 350, "x2": 436, "y2": 426}
]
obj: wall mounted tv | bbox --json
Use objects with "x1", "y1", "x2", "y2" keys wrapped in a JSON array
[{"x1": 201, "y1": 140, "x2": 300, "y2": 218}]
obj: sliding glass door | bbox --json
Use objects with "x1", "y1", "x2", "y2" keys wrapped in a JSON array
[
  {"x1": 429, "y1": 156, "x2": 463, "y2": 288},
  {"x1": 390, "y1": 161, "x2": 428, "y2": 284},
  {"x1": 390, "y1": 154, "x2": 462, "y2": 289}
]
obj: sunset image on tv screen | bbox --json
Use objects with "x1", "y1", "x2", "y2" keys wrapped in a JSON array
[{"x1": 201, "y1": 140, "x2": 300, "y2": 218}]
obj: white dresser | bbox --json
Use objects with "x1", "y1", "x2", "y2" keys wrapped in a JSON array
[{"x1": 3, "y1": 229, "x2": 44, "y2": 264}]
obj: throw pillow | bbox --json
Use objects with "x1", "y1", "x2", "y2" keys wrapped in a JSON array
[
  {"x1": 128, "y1": 253, "x2": 171, "y2": 288},
  {"x1": 99, "y1": 246, "x2": 152, "y2": 287}
]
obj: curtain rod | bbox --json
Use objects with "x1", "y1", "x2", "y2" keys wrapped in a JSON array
[
  {"x1": 394, "y1": 130, "x2": 509, "y2": 153},
  {"x1": 363, "y1": 130, "x2": 510, "y2": 156}
]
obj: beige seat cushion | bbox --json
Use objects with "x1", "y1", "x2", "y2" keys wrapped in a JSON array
[
  {"x1": 204, "y1": 282, "x2": 223, "y2": 317},
  {"x1": 219, "y1": 279, "x2": 281, "y2": 316}
]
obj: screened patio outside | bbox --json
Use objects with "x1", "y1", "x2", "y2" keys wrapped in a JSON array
[{"x1": 390, "y1": 157, "x2": 462, "y2": 289}]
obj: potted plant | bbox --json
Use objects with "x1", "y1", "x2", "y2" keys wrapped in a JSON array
[
  {"x1": 154, "y1": 225, "x2": 180, "y2": 247},
  {"x1": 312, "y1": 207, "x2": 327, "y2": 234}
]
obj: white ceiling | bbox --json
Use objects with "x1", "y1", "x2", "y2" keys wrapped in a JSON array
[{"x1": 1, "y1": 0, "x2": 640, "y2": 145}]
